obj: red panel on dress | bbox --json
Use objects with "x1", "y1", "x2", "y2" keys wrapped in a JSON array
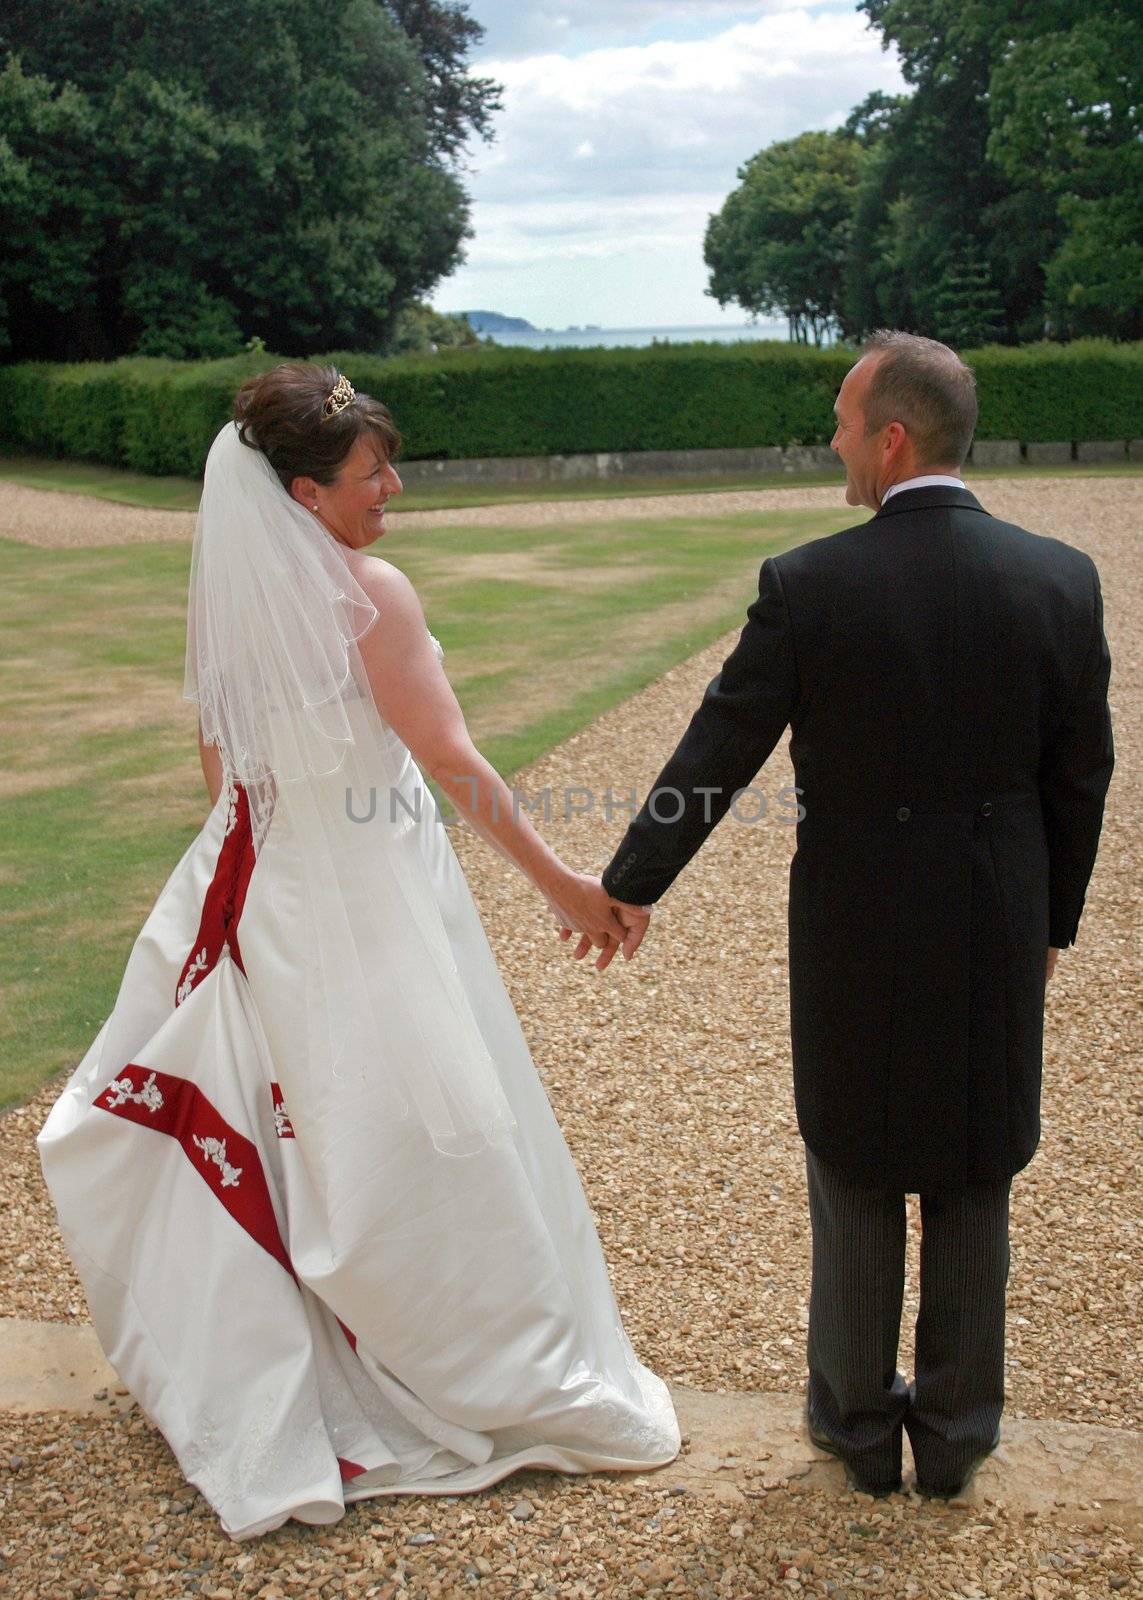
[
  {"x1": 93, "y1": 1065, "x2": 295, "y2": 1281},
  {"x1": 175, "y1": 781, "x2": 257, "y2": 1007}
]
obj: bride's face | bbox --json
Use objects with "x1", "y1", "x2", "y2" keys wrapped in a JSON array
[{"x1": 309, "y1": 433, "x2": 403, "y2": 550}]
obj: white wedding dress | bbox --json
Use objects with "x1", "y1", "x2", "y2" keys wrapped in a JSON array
[{"x1": 37, "y1": 637, "x2": 679, "y2": 1541}]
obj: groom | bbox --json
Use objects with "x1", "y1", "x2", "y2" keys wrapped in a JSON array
[{"x1": 600, "y1": 331, "x2": 1114, "y2": 1497}]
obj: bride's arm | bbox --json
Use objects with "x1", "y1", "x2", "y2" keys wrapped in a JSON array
[
  {"x1": 198, "y1": 720, "x2": 224, "y2": 809},
  {"x1": 355, "y1": 563, "x2": 635, "y2": 959}
]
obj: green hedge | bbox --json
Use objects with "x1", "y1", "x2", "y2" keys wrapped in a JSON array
[
  {"x1": 1, "y1": 341, "x2": 1140, "y2": 477},
  {"x1": 967, "y1": 341, "x2": 1143, "y2": 443}
]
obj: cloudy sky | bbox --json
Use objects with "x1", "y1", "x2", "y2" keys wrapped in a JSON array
[{"x1": 431, "y1": 1, "x2": 907, "y2": 330}]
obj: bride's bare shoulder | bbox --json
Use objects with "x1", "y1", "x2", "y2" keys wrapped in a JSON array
[
  {"x1": 346, "y1": 550, "x2": 399, "y2": 587},
  {"x1": 346, "y1": 553, "x2": 426, "y2": 639},
  {"x1": 348, "y1": 553, "x2": 419, "y2": 608}
]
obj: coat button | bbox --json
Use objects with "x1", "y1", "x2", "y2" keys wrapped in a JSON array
[
  {"x1": 979, "y1": 801, "x2": 993, "y2": 817},
  {"x1": 896, "y1": 806, "x2": 911, "y2": 822}
]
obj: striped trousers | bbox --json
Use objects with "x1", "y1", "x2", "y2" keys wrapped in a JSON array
[{"x1": 805, "y1": 1149, "x2": 1011, "y2": 1490}]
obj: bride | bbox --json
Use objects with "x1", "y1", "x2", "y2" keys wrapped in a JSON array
[{"x1": 37, "y1": 363, "x2": 679, "y2": 1541}]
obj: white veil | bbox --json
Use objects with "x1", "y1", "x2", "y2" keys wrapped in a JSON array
[{"x1": 183, "y1": 420, "x2": 516, "y2": 1157}]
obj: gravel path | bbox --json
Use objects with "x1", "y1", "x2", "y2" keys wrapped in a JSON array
[
  {"x1": 3, "y1": 1407, "x2": 1139, "y2": 1598},
  {"x1": 0, "y1": 478, "x2": 850, "y2": 547},
  {"x1": 2, "y1": 473, "x2": 1139, "y2": 1588},
  {"x1": 0, "y1": 487, "x2": 196, "y2": 547}
]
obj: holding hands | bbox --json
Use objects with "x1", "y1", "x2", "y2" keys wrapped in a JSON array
[{"x1": 541, "y1": 870, "x2": 651, "y2": 971}]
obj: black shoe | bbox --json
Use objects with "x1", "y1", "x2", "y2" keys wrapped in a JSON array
[
  {"x1": 804, "y1": 1405, "x2": 902, "y2": 1498},
  {"x1": 914, "y1": 1427, "x2": 1001, "y2": 1500}
]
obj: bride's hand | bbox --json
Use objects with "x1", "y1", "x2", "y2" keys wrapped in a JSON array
[
  {"x1": 545, "y1": 874, "x2": 651, "y2": 970},
  {"x1": 542, "y1": 872, "x2": 625, "y2": 969}
]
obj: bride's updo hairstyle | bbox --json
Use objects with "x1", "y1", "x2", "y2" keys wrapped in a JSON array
[{"x1": 234, "y1": 362, "x2": 401, "y2": 494}]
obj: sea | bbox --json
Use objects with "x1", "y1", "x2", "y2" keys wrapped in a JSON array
[{"x1": 483, "y1": 321, "x2": 790, "y2": 350}]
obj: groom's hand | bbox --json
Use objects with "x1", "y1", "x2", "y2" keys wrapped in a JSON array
[
  {"x1": 1046, "y1": 946, "x2": 1060, "y2": 983},
  {"x1": 611, "y1": 900, "x2": 652, "y2": 963}
]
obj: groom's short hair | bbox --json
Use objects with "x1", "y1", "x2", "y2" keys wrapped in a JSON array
[{"x1": 861, "y1": 331, "x2": 978, "y2": 469}]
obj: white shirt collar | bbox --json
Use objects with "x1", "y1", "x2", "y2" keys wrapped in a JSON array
[{"x1": 881, "y1": 474, "x2": 967, "y2": 504}]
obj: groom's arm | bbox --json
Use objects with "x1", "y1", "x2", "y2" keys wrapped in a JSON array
[
  {"x1": 603, "y1": 557, "x2": 799, "y2": 907},
  {"x1": 1039, "y1": 561, "x2": 1114, "y2": 948}
]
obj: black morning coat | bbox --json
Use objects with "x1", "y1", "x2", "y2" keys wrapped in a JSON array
[{"x1": 602, "y1": 487, "x2": 1114, "y2": 1192}]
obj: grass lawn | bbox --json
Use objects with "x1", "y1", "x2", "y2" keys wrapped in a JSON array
[
  {"x1": 2, "y1": 449, "x2": 1139, "y2": 516},
  {"x1": 0, "y1": 502, "x2": 855, "y2": 1109},
  {"x1": 0, "y1": 449, "x2": 851, "y2": 512}
]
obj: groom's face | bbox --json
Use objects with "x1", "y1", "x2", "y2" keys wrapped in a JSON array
[{"x1": 831, "y1": 357, "x2": 885, "y2": 510}]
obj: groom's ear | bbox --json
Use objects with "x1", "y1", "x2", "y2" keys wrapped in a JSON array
[{"x1": 879, "y1": 420, "x2": 911, "y2": 474}]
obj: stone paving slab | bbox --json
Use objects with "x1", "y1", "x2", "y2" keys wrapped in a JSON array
[
  {"x1": 0, "y1": 1317, "x2": 131, "y2": 1416},
  {"x1": 4, "y1": 1318, "x2": 1139, "y2": 1536},
  {"x1": 667, "y1": 1389, "x2": 1143, "y2": 1539}
]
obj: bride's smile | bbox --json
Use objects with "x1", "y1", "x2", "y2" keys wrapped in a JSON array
[{"x1": 300, "y1": 432, "x2": 404, "y2": 549}]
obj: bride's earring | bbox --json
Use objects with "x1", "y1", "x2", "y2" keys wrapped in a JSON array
[{"x1": 312, "y1": 503, "x2": 318, "y2": 511}]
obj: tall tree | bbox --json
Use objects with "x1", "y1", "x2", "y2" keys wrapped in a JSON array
[
  {"x1": 704, "y1": 130, "x2": 867, "y2": 344},
  {"x1": 0, "y1": 0, "x2": 499, "y2": 359},
  {"x1": 846, "y1": 2, "x2": 1058, "y2": 342},
  {"x1": 854, "y1": 0, "x2": 1139, "y2": 340},
  {"x1": 0, "y1": 58, "x2": 106, "y2": 358},
  {"x1": 382, "y1": 0, "x2": 500, "y2": 158},
  {"x1": 931, "y1": 241, "x2": 1007, "y2": 347},
  {"x1": 986, "y1": 1, "x2": 1143, "y2": 339}
]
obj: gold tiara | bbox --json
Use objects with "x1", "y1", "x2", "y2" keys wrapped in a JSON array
[{"x1": 321, "y1": 373, "x2": 356, "y2": 421}]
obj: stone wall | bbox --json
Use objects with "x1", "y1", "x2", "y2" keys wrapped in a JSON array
[
  {"x1": 398, "y1": 439, "x2": 1134, "y2": 487},
  {"x1": 398, "y1": 444, "x2": 841, "y2": 487}
]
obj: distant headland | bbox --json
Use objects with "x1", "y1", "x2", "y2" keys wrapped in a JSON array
[{"x1": 460, "y1": 311, "x2": 538, "y2": 334}]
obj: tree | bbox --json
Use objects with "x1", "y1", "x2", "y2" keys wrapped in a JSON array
[
  {"x1": 386, "y1": 300, "x2": 483, "y2": 354},
  {"x1": 704, "y1": 130, "x2": 867, "y2": 345},
  {"x1": 709, "y1": 1, "x2": 1139, "y2": 348},
  {"x1": 382, "y1": 0, "x2": 501, "y2": 158},
  {"x1": 0, "y1": 0, "x2": 500, "y2": 359},
  {"x1": 932, "y1": 242, "x2": 1006, "y2": 346},
  {"x1": 843, "y1": 6, "x2": 1054, "y2": 342},
  {"x1": 987, "y1": 5, "x2": 1143, "y2": 339},
  {"x1": 0, "y1": 58, "x2": 104, "y2": 356},
  {"x1": 838, "y1": 90, "x2": 916, "y2": 338},
  {"x1": 855, "y1": 0, "x2": 1141, "y2": 341}
]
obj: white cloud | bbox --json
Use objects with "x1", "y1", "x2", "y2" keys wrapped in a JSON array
[
  {"x1": 469, "y1": 0, "x2": 856, "y2": 60},
  {"x1": 437, "y1": 4, "x2": 905, "y2": 327}
]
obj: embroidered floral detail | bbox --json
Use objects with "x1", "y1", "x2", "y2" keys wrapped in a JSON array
[
  {"x1": 104, "y1": 1071, "x2": 164, "y2": 1114},
  {"x1": 270, "y1": 1083, "x2": 295, "y2": 1140},
  {"x1": 192, "y1": 1134, "x2": 243, "y2": 1188},
  {"x1": 222, "y1": 778, "x2": 238, "y2": 839},
  {"x1": 176, "y1": 948, "x2": 210, "y2": 1005}
]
